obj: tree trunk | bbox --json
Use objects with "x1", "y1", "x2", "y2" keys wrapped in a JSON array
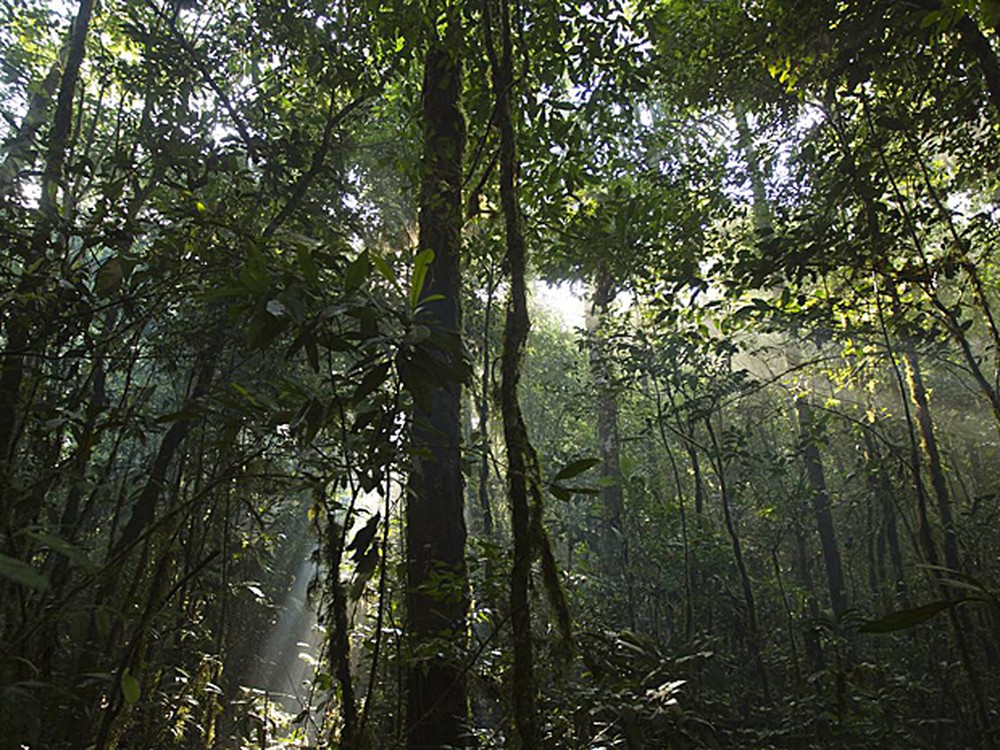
[
  {"x1": 903, "y1": 353, "x2": 961, "y2": 572},
  {"x1": 477, "y1": 264, "x2": 496, "y2": 537},
  {"x1": 405, "y1": 29, "x2": 470, "y2": 749},
  {"x1": 795, "y1": 399, "x2": 848, "y2": 619},
  {"x1": 587, "y1": 264, "x2": 627, "y2": 578},
  {"x1": 328, "y1": 507, "x2": 360, "y2": 749}
]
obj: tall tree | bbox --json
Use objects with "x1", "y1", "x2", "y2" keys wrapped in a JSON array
[
  {"x1": 587, "y1": 263, "x2": 628, "y2": 581},
  {"x1": 404, "y1": 12, "x2": 471, "y2": 747}
]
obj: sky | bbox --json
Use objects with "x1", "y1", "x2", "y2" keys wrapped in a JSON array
[{"x1": 531, "y1": 279, "x2": 588, "y2": 330}]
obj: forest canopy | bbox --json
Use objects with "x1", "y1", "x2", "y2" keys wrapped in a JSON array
[{"x1": 2, "y1": 0, "x2": 1000, "y2": 748}]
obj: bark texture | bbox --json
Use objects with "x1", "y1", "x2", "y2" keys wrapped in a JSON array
[{"x1": 405, "y1": 34, "x2": 470, "y2": 750}]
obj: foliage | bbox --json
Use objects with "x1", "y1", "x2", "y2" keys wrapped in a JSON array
[{"x1": 2, "y1": 0, "x2": 1000, "y2": 747}]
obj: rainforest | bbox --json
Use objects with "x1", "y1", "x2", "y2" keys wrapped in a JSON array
[{"x1": 2, "y1": 0, "x2": 1000, "y2": 748}]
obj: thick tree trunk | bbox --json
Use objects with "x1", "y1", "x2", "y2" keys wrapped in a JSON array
[{"x1": 405, "y1": 32, "x2": 470, "y2": 750}]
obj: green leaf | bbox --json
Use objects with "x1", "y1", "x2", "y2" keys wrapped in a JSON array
[
  {"x1": 553, "y1": 458, "x2": 601, "y2": 482},
  {"x1": 315, "y1": 671, "x2": 332, "y2": 691},
  {"x1": 549, "y1": 484, "x2": 572, "y2": 501},
  {"x1": 121, "y1": 669, "x2": 141, "y2": 705},
  {"x1": 404, "y1": 324, "x2": 432, "y2": 345},
  {"x1": 916, "y1": 564, "x2": 996, "y2": 600},
  {"x1": 352, "y1": 408, "x2": 378, "y2": 432},
  {"x1": 371, "y1": 253, "x2": 396, "y2": 286},
  {"x1": 305, "y1": 335, "x2": 320, "y2": 373},
  {"x1": 353, "y1": 362, "x2": 391, "y2": 403},
  {"x1": 564, "y1": 486, "x2": 600, "y2": 495},
  {"x1": 95, "y1": 607, "x2": 112, "y2": 641},
  {"x1": 154, "y1": 409, "x2": 202, "y2": 424},
  {"x1": 25, "y1": 530, "x2": 96, "y2": 572},
  {"x1": 296, "y1": 245, "x2": 320, "y2": 286},
  {"x1": 296, "y1": 398, "x2": 325, "y2": 444},
  {"x1": 917, "y1": 563, "x2": 984, "y2": 587},
  {"x1": 410, "y1": 249, "x2": 434, "y2": 308},
  {"x1": 95, "y1": 258, "x2": 124, "y2": 296},
  {"x1": 0, "y1": 553, "x2": 50, "y2": 591},
  {"x1": 198, "y1": 285, "x2": 246, "y2": 301},
  {"x1": 920, "y1": 9, "x2": 942, "y2": 28},
  {"x1": 416, "y1": 293, "x2": 445, "y2": 305},
  {"x1": 982, "y1": 0, "x2": 1000, "y2": 28},
  {"x1": 396, "y1": 355, "x2": 431, "y2": 412},
  {"x1": 345, "y1": 251, "x2": 371, "y2": 291},
  {"x1": 240, "y1": 247, "x2": 270, "y2": 296},
  {"x1": 68, "y1": 609, "x2": 90, "y2": 645},
  {"x1": 859, "y1": 600, "x2": 960, "y2": 634},
  {"x1": 247, "y1": 307, "x2": 287, "y2": 350}
]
